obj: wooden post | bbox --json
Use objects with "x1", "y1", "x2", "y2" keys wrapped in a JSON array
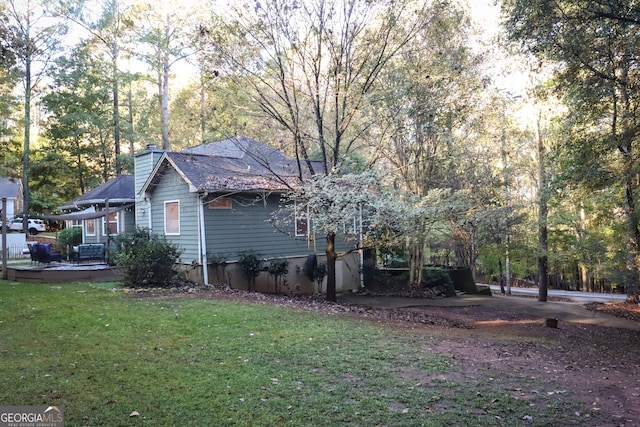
[{"x1": 105, "y1": 199, "x2": 110, "y2": 261}]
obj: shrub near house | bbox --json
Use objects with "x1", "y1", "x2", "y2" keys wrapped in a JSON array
[{"x1": 112, "y1": 228, "x2": 182, "y2": 287}]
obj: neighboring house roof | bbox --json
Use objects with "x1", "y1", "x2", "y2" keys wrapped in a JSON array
[
  {"x1": 44, "y1": 204, "x2": 134, "y2": 221},
  {"x1": 143, "y1": 136, "x2": 319, "y2": 194},
  {"x1": 60, "y1": 174, "x2": 135, "y2": 210},
  {"x1": 0, "y1": 177, "x2": 22, "y2": 199}
]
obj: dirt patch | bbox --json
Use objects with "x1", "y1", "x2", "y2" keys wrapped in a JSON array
[
  {"x1": 131, "y1": 284, "x2": 640, "y2": 425},
  {"x1": 406, "y1": 304, "x2": 640, "y2": 425}
]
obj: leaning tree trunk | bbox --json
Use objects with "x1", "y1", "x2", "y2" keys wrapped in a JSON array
[{"x1": 325, "y1": 231, "x2": 337, "y2": 302}]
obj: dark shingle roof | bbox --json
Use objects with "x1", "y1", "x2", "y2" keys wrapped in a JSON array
[
  {"x1": 180, "y1": 135, "x2": 285, "y2": 160},
  {"x1": 165, "y1": 151, "x2": 305, "y2": 192},
  {"x1": 0, "y1": 177, "x2": 21, "y2": 198},
  {"x1": 60, "y1": 174, "x2": 135, "y2": 209},
  {"x1": 149, "y1": 136, "x2": 321, "y2": 193}
]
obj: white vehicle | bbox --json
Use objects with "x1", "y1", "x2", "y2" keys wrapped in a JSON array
[{"x1": 1, "y1": 218, "x2": 47, "y2": 235}]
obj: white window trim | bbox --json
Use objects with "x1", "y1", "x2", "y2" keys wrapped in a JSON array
[
  {"x1": 343, "y1": 217, "x2": 357, "y2": 235},
  {"x1": 102, "y1": 212, "x2": 120, "y2": 236},
  {"x1": 208, "y1": 198, "x2": 232, "y2": 209},
  {"x1": 164, "y1": 200, "x2": 180, "y2": 235},
  {"x1": 295, "y1": 202, "x2": 310, "y2": 237},
  {"x1": 85, "y1": 219, "x2": 96, "y2": 236}
]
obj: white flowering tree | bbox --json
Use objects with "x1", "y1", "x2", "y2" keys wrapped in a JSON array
[
  {"x1": 368, "y1": 189, "x2": 449, "y2": 288},
  {"x1": 271, "y1": 172, "x2": 379, "y2": 301},
  {"x1": 273, "y1": 171, "x2": 449, "y2": 300}
]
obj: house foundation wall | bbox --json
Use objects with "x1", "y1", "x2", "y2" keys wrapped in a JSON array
[{"x1": 179, "y1": 252, "x2": 362, "y2": 295}]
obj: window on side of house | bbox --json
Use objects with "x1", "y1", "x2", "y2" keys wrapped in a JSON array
[
  {"x1": 208, "y1": 198, "x2": 232, "y2": 209},
  {"x1": 295, "y1": 202, "x2": 309, "y2": 237},
  {"x1": 165, "y1": 200, "x2": 180, "y2": 235},
  {"x1": 343, "y1": 216, "x2": 358, "y2": 235},
  {"x1": 85, "y1": 219, "x2": 96, "y2": 236},
  {"x1": 102, "y1": 212, "x2": 119, "y2": 235}
]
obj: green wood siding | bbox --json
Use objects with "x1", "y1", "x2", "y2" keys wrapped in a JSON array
[
  {"x1": 123, "y1": 208, "x2": 135, "y2": 232},
  {"x1": 134, "y1": 148, "x2": 164, "y2": 228},
  {"x1": 149, "y1": 168, "x2": 201, "y2": 263},
  {"x1": 147, "y1": 168, "x2": 355, "y2": 265},
  {"x1": 134, "y1": 148, "x2": 164, "y2": 195},
  {"x1": 203, "y1": 194, "x2": 353, "y2": 261},
  {"x1": 81, "y1": 209, "x2": 134, "y2": 244},
  {"x1": 82, "y1": 219, "x2": 100, "y2": 244}
]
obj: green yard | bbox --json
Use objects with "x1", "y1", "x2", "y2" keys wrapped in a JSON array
[{"x1": 0, "y1": 281, "x2": 585, "y2": 426}]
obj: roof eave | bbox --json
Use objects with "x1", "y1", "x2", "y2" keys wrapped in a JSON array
[
  {"x1": 140, "y1": 153, "x2": 199, "y2": 196},
  {"x1": 60, "y1": 198, "x2": 135, "y2": 209}
]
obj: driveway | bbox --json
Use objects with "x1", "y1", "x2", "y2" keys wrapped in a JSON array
[
  {"x1": 338, "y1": 292, "x2": 640, "y2": 331},
  {"x1": 486, "y1": 284, "x2": 627, "y2": 302}
]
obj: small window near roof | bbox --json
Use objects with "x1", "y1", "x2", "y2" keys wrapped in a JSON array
[
  {"x1": 165, "y1": 201, "x2": 180, "y2": 235},
  {"x1": 208, "y1": 198, "x2": 232, "y2": 209}
]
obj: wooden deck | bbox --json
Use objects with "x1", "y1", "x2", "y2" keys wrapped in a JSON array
[{"x1": 6, "y1": 263, "x2": 125, "y2": 283}]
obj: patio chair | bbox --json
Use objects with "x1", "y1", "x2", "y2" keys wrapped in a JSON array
[
  {"x1": 34, "y1": 243, "x2": 62, "y2": 265},
  {"x1": 27, "y1": 243, "x2": 39, "y2": 264}
]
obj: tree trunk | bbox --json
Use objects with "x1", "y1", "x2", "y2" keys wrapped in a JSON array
[
  {"x1": 622, "y1": 150, "x2": 639, "y2": 297},
  {"x1": 618, "y1": 72, "x2": 640, "y2": 297},
  {"x1": 128, "y1": 82, "x2": 135, "y2": 155},
  {"x1": 408, "y1": 236, "x2": 425, "y2": 288},
  {"x1": 75, "y1": 135, "x2": 85, "y2": 193},
  {"x1": 161, "y1": 22, "x2": 170, "y2": 150},
  {"x1": 112, "y1": 40, "x2": 121, "y2": 175},
  {"x1": 470, "y1": 228, "x2": 477, "y2": 281},
  {"x1": 99, "y1": 127, "x2": 108, "y2": 181},
  {"x1": 325, "y1": 231, "x2": 337, "y2": 302},
  {"x1": 22, "y1": 54, "x2": 31, "y2": 235},
  {"x1": 199, "y1": 71, "x2": 206, "y2": 143},
  {"x1": 582, "y1": 265, "x2": 589, "y2": 292},
  {"x1": 537, "y1": 114, "x2": 549, "y2": 302},
  {"x1": 498, "y1": 258, "x2": 505, "y2": 294}
]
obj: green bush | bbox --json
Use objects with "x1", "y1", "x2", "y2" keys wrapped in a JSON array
[
  {"x1": 57, "y1": 226, "x2": 83, "y2": 257},
  {"x1": 315, "y1": 262, "x2": 328, "y2": 293},
  {"x1": 422, "y1": 267, "x2": 452, "y2": 288},
  {"x1": 267, "y1": 258, "x2": 289, "y2": 293},
  {"x1": 112, "y1": 228, "x2": 182, "y2": 288},
  {"x1": 237, "y1": 250, "x2": 263, "y2": 291}
]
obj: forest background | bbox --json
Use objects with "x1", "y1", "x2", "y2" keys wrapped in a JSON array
[{"x1": 1, "y1": 0, "x2": 638, "y2": 300}]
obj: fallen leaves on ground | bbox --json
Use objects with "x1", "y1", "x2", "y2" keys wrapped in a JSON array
[{"x1": 584, "y1": 301, "x2": 640, "y2": 322}]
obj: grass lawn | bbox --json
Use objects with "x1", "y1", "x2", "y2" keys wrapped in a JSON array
[{"x1": 0, "y1": 281, "x2": 581, "y2": 426}]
